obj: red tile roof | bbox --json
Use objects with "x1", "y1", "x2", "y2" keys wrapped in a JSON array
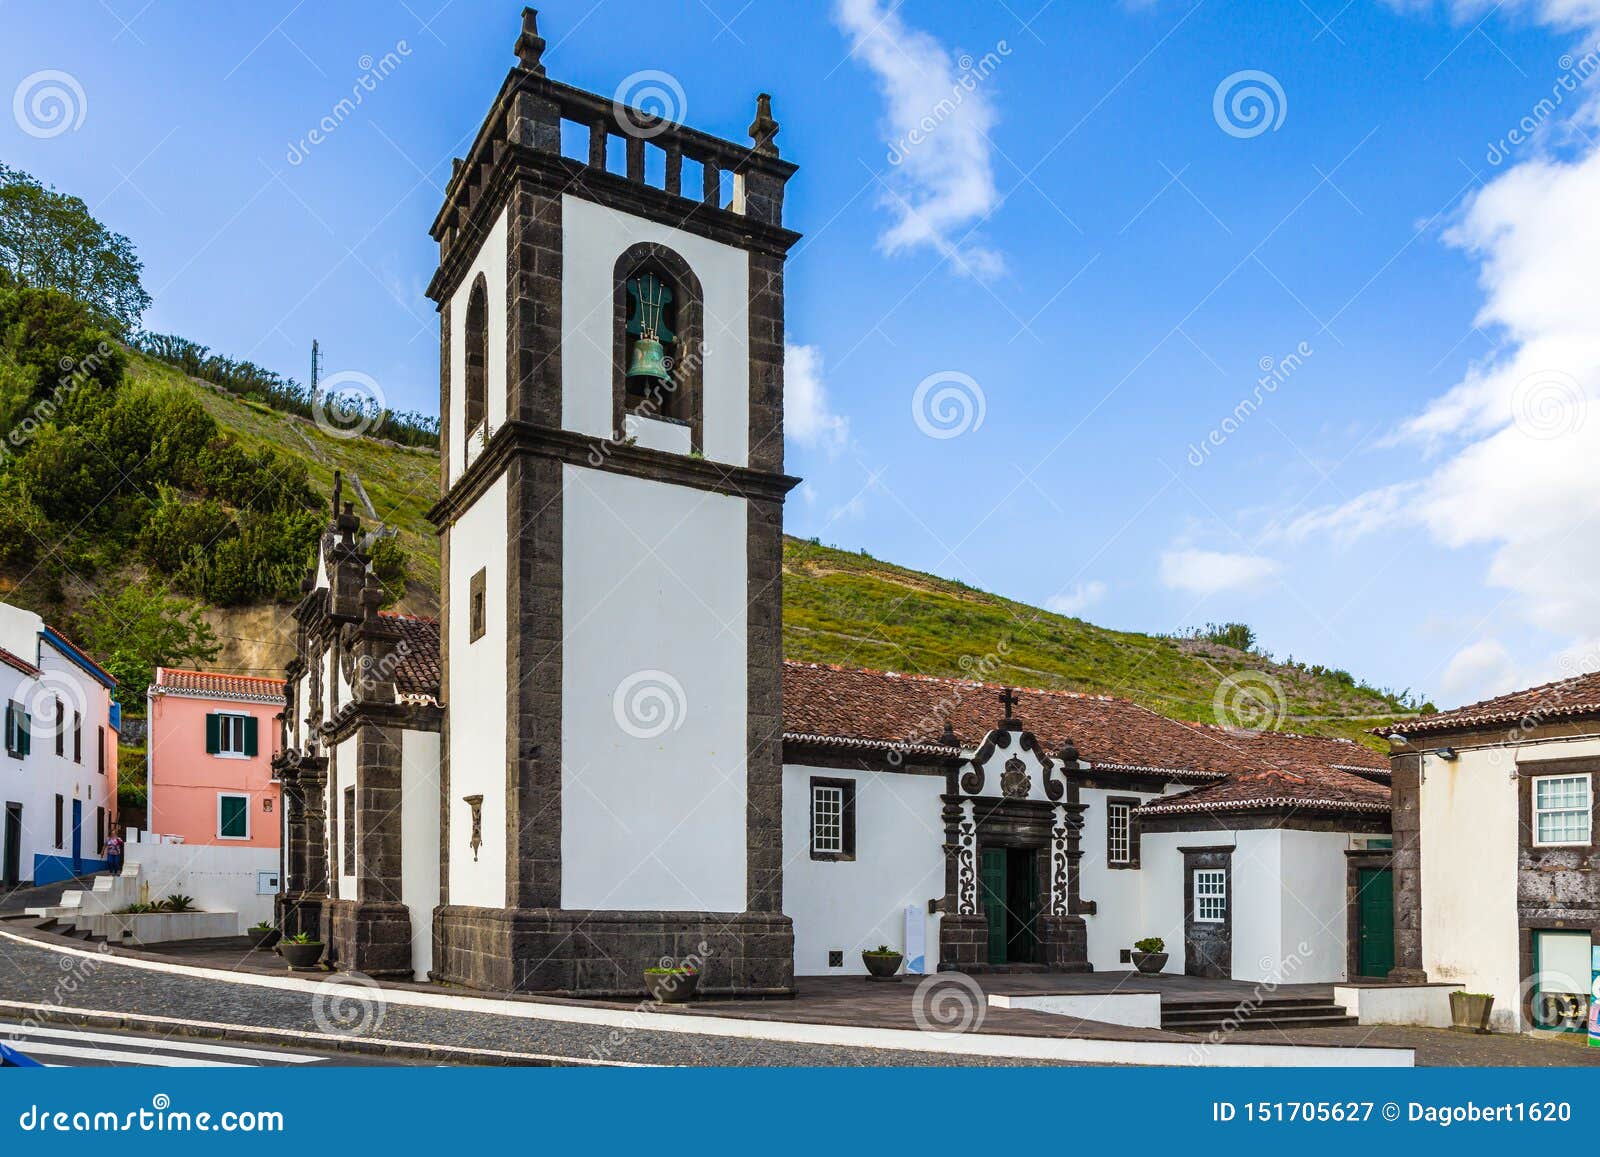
[
  {"x1": 379, "y1": 612, "x2": 442, "y2": 697},
  {"x1": 1377, "y1": 670, "x2": 1600, "y2": 739},
  {"x1": 155, "y1": 668, "x2": 285, "y2": 702},
  {"x1": 782, "y1": 663, "x2": 1390, "y2": 817},
  {"x1": 361, "y1": 622, "x2": 1386, "y2": 817}
]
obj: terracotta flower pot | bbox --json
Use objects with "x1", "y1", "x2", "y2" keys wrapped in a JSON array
[
  {"x1": 645, "y1": 969, "x2": 699, "y2": 1003},
  {"x1": 863, "y1": 951, "x2": 904, "y2": 979},
  {"x1": 278, "y1": 940, "x2": 324, "y2": 971},
  {"x1": 1131, "y1": 951, "x2": 1168, "y2": 975},
  {"x1": 1449, "y1": 991, "x2": 1494, "y2": 1034}
]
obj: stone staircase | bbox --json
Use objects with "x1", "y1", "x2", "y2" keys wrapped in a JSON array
[
  {"x1": 1160, "y1": 995, "x2": 1359, "y2": 1034},
  {"x1": 6, "y1": 867, "x2": 237, "y2": 946}
]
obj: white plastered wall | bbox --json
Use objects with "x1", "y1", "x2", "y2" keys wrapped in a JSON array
[
  {"x1": 559, "y1": 195, "x2": 750, "y2": 465},
  {"x1": 1079, "y1": 783, "x2": 1184, "y2": 972},
  {"x1": 401, "y1": 729, "x2": 441, "y2": 980},
  {"x1": 444, "y1": 473, "x2": 508, "y2": 910},
  {"x1": 1419, "y1": 740, "x2": 1587, "y2": 1032},
  {"x1": 332, "y1": 734, "x2": 357, "y2": 900},
  {"x1": 560, "y1": 464, "x2": 747, "y2": 913},
  {"x1": 445, "y1": 205, "x2": 509, "y2": 485},
  {"x1": 782, "y1": 763, "x2": 945, "y2": 975}
]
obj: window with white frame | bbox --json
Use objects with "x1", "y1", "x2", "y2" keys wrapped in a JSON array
[
  {"x1": 809, "y1": 778, "x2": 855, "y2": 860},
  {"x1": 1533, "y1": 774, "x2": 1592, "y2": 846},
  {"x1": 1194, "y1": 868, "x2": 1227, "y2": 922},
  {"x1": 217, "y1": 713, "x2": 247, "y2": 755},
  {"x1": 1107, "y1": 801, "x2": 1132, "y2": 865},
  {"x1": 217, "y1": 793, "x2": 250, "y2": 840},
  {"x1": 813, "y1": 785, "x2": 843, "y2": 853}
]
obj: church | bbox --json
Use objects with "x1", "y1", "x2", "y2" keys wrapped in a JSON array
[{"x1": 273, "y1": 9, "x2": 1396, "y2": 998}]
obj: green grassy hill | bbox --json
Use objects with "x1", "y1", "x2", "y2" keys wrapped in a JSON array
[{"x1": 71, "y1": 352, "x2": 1416, "y2": 747}]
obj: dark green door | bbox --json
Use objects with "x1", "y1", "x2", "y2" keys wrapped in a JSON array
[
  {"x1": 980, "y1": 848, "x2": 1007, "y2": 965},
  {"x1": 1356, "y1": 868, "x2": 1395, "y2": 977}
]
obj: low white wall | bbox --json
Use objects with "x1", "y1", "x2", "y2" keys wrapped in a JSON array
[
  {"x1": 1333, "y1": 984, "x2": 1462, "y2": 1028},
  {"x1": 988, "y1": 991, "x2": 1163, "y2": 1029},
  {"x1": 125, "y1": 841, "x2": 279, "y2": 934}
]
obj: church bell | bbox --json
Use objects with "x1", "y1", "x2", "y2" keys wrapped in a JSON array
[
  {"x1": 626, "y1": 334, "x2": 671, "y2": 381},
  {"x1": 625, "y1": 273, "x2": 675, "y2": 382}
]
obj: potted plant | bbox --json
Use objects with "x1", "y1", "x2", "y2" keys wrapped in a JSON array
[
  {"x1": 247, "y1": 921, "x2": 280, "y2": 950},
  {"x1": 862, "y1": 944, "x2": 904, "y2": 980},
  {"x1": 1131, "y1": 937, "x2": 1168, "y2": 974},
  {"x1": 643, "y1": 965, "x2": 699, "y2": 1004},
  {"x1": 1449, "y1": 991, "x2": 1495, "y2": 1033},
  {"x1": 278, "y1": 931, "x2": 324, "y2": 971}
]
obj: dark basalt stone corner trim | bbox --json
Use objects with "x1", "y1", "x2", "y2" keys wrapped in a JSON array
[
  {"x1": 747, "y1": 497, "x2": 785, "y2": 912},
  {"x1": 428, "y1": 421, "x2": 800, "y2": 529},
  {"x1": 504, "y1": 454, "x2": 564, "y2": 910},
  {"x1": 1387, "y1": 751, "x2": 1427, "y2": 982},
  {"x1": 320, "y1": 897, "x2": 413, "y2": 979},
  {"x1": 430, "y1": 905, "x2": 795, "y2": 997}
]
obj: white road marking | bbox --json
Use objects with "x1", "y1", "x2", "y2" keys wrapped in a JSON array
[
  {"x1": 3, "y1": 1040, "x2": 249, "y2": 1067},
  {"x1": 0, "y1": 1022, "x2": 321, "y2": 1063}
]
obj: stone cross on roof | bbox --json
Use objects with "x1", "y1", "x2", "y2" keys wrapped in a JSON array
[{"x1": 999, "y1": 687, "x2": 1020, "y2": 719}]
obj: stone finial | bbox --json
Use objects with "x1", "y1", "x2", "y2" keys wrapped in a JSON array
[
  {"x1": 515, "y1": 7, "x2": 547, "y2": 74},
  {"x1": 331, "y1": 469, "x2": 343, "y2": 517},
  {"x1": 748, "y1": 92, "x2": 779, "y2": 156}
]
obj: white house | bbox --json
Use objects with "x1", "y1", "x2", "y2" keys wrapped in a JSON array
[
  {"x1": 1384, "y1": 675, "x2": 1600, "y2": 1034},
  {"x1": 270, "y1": 10, "x2": 1397, "y2": 997},
  {"x1": 0, "y1": 600, "x2": 120, "y2": 889}
]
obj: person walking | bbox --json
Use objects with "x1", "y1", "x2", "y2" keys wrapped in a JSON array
[{"x1": 104, "y1": 828, "x2": 124, "y2": 877}]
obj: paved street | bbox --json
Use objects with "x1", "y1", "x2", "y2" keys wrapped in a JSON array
[{"x1": 0, "y1": 933, "x2": 1066, "y2": 1067}]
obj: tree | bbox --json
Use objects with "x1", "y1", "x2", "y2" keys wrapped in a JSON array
[
  {"x1": 71, "y1": 581, "x2": 221, "y2": 710},
  {"x1": 0, "y1": 164, "x2": 151, "y2": 332}
]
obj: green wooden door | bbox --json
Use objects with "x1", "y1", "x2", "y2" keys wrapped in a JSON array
[
  {"x1": 980, "y1": 848, "x2": 1007, "y2": 965},
  {"x1": 1356, "y1": 868, "x2": 1395, "y2": 977}
]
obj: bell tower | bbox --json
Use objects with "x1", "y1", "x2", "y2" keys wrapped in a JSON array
[{"x1": 425, "y1": 9, "x2": 800, "y2": 996}]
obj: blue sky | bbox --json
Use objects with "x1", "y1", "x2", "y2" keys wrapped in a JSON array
[{"x1": 6, "y1": 0, "x2": 1600, "y2": 711}]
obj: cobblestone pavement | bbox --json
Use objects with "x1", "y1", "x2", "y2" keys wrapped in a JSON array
[
  {"x1": 0, "y1": 934, "x2": 1067, "y2": 1067},
  {"x1": 1259, "y1": 1022, "x2": 1600, "y2": 1066}
]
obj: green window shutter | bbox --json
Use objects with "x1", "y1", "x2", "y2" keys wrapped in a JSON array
[
  {"x1": 19, "y1": 711, "x2": 29, "y2": 756},
  {"x1": 4, "y1": 703, "x2": 13, "y2": 754},
  {"x1": 243, "y1": 716, "x2": 259, "y2": 757},
  {"x1": 219, "y1": 795, "x2": 248, "y2": 839},
  {"x1": 205, "y1": 713, "x2": 220, "y2": 754}
]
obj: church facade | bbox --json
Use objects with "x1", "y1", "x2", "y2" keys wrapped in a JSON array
[{"x1": 274, "y1": 10, "x2": 1396, "y2": 998}]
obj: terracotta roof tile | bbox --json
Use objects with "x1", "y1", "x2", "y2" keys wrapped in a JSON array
[
  {"x1": 341, "y1": 622, "x2": 1385, "y2": 816},
  {"x1": 1376, "y1": 670, "x2": 1600, "y2": 739},
  {"x1": 379, "y1": 612, "x2": 441, "y2": 696},
  {"x1": 156, "y1": 668, "x2": 285, "y2": 702}
]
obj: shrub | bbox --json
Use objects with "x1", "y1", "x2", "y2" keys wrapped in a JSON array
[{"x1": 1134, "y1": 937, "x2": 1165, "y2": 953}]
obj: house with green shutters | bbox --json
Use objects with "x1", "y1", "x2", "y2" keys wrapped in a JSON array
[{"x1": 145, "y1": 667, "x2": 283, "y2": 848}]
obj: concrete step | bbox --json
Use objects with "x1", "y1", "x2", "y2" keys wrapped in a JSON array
[{"x1": 1162, "y1": 1001, "x2": 1358, "y2": 1034}]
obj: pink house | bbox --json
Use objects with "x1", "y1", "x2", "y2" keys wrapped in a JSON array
[{"x1": 146, "y1": 668, "x2": 283, "y2": 847}]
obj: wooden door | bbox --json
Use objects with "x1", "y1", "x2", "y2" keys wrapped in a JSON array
[
  {"x1": 980, "y1": 847, "x2": 1007, "y2": 965},
  {"x1": 1356, "y1": 868, "x2": 1395, "y2": 977},
  {"x1": 1, "y1": 804, "x2": 19, "y2": 886}
]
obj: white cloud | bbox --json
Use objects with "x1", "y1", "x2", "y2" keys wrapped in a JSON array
[
  {"x1": 784, "y1": 342, "x2": 850, "y2": 453},
  {"x1": 1289, "y1": 146, "x2": 1600, "y2": 643},
  {"x1": 1382, "y1": 0, "x2": 1600, "y2": 31},
  {"x1": 832, "y1": 0, "x2": 1005, "y2": 279},
  {"x1": 1046, "y1": 581, "x2": 1108, "y2": 617},
  {"x1": 1159, "y1": 549, "x2": 1283, "y2": 596},
  {"x1": 1438, "y1": 639, "x2": 1523, "y2": 703}
]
